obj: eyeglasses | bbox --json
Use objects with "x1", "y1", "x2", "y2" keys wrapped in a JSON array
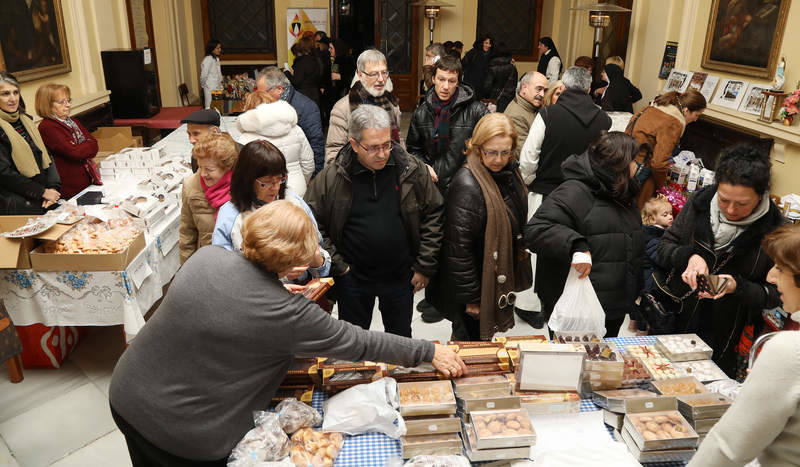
[
  {"x1": 356, "y1": 140, "x2": 392, "y2": 156},
  {"x1": 256, "y1": 176, "x2": 287, "y2": 189},
  {"x1": 360, "y1": 70, "x2": 389, "y2": 79},
  {"x1": 55, "y1": 98, "x2": 72, "y2": 105},
  {"x1": 480, "y1": 148, "x2": 513, "y2": 160}
]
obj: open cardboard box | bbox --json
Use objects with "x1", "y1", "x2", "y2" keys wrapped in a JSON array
[
  {"x1": 30, "y1": 230, "x2": 146, "y2": 272},
  {"x1": 91, "y1": 127, "x2": 140, "y2": 153},
  {"x1": 0, "y1": 217, "x2": 80, "y2": 269}
]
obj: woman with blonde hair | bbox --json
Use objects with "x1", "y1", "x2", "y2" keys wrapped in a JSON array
[
  {"x1": 543, "y1": 80, "x2": 565, "y2": 107},
  {"x1": 179, "y1": 131, "x2": 238, "y2": 264},
  {"x1": 237, "y1": 91, "x2": 314, "y2": 196},
  {"x1": 110, "y1": 200, "x2": 466, "y2": 466},
  {"x1": 432, "y1": 113, "x2": 531, "y2": 340},
  {"x1": 36, "y1": 83, "x2": 100, "y2": 199}
]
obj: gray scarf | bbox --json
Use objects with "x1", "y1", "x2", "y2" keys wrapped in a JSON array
[{"x1": 709, "y1": 191, "x2": 771, "y2": 250}]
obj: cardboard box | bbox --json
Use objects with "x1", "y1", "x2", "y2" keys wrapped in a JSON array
[
  {"x1": 91, "y1": 127, "x2": 139, "y2": 152},
  {"x1": 30, "y1": 231, "x2": 146, "y2": 271},
  {"x1": 0, "y1": 216, "x2": 36, "y2": 268}
]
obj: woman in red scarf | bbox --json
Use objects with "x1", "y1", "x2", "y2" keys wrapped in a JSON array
[{"x1": 179, "y1": 132, "x2": 238, "y2": 264}]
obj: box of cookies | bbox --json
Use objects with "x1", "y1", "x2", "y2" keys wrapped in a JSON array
[
  {"x1": 30, "y1": 218, "x2": 145, "y2": 271},
  {"x1": 462, "y1": 421, "x2": 530, "y2": 462},
  {"x1": 651, "y1": 376, "x2": 708, "y2": 396},
  {"x1": 397, "y1": 380, "x2": 457, "y2": 417},
  {"x1": 592, "y1": 389, "x2": 659, "y2": 413},
  {"x1": 620, "y1": 426, "x2": 696, "y2": 462},
  {"x1": 469, "y1": 408, "x2": 536, "y2": 450},
  {"x1": 493, "y1": 335, "x2": 549, "y2": 349},
  {"x1": 386, "y1": 362, "x2": 446, "y2": 383},
  {"x1": 447, "y1": 342, "x2": 511, "y2": 366},
  {"x1": 515, "y1": 389, "x2": 581, "y2": 416},
  {"x1": 676, "y1": 393, "x2": 732, "y2": 420},
  {"x1": 516, "y1": 342, "x2": 586, "y2": 392},
  {"x1": 269, "y1": 384, "x2": 314, "y2": 407},
  {"x1": 621, "y1": 355, "x2": 653, "y2": 387},
  {"x1": 553, "y1": 332, "x2": 604, "y2": 344},
  {"x1": 404, "y1": 415, "x2": 462, "y2": 436},
  {"x1": 401, "y1": 433, "x2": 463, "y2": 459},
  {"x1": 319, "y1": 359, "x2": 383, "y2": 393},
  {"x1": 456, "y1": 390, "x2": 520, "y2": 414},
  {"x1": 280, "y1": 358, "x2": 321, "y2": 386},
  {"x1": 655, "y1": 334, "x2": 713, "y2": 362},
  {"x1": 623, "y1": 410, "x2": 699, "y2": 451},
  {"x1": 688, "y1": 417, "x2": 719, "y2": 434},
  {"x1": 673, "y1": 360, "x2": 728, "y2": 382},
  {"x1": 625, "y1": 344, "x2": 679, "y2": 380},
  {"x1": 453, "y1": 374, "x2": 511, "y2": 393}
]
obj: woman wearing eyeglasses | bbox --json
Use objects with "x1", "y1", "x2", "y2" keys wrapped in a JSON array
[
  {"x1": 36, "y1": 83, "x2": 99, "y2": 200},
  {"x1": 213, "y1": 140, "x2": 329, "y2": 279},
  {"x1": 0, "y1": 72, "x2": 61, "y2": 215},
  {"x1": 431, "y1": 113, "x2": 531, "y2": 340},
  {"x1": 524, "y1": 131, "x2": 645, "y2": 337},
  {"x1": 179, "y1": 132, "x2": 238, "y2": 264}
]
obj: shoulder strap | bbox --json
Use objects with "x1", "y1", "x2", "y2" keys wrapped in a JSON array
[{"x1": 625, "y1": 106, "x2": 650, "y2": 134}]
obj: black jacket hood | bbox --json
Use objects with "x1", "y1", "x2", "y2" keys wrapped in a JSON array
[{"x1": 555, "y1": 89, "x2": 604, "y2": 127}]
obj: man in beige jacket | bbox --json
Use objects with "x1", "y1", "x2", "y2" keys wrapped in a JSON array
[
  {"x1": 325, "y1": 49, "x2": 403, "y2": 164},
  {"x1": 503, "y1": 72, "x2": 548, "y2": 158}
]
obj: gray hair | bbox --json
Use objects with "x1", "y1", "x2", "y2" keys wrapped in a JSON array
[
  {"x1": 257, "y1": 66, "x2": 290, "y2": 89},
  {"x1": 357, "y1": 49, "x2": 387, "y2": 72},
  {"x1": 561, "y1": 66, "x2": 592, "y2": 92},
  {"x1": 348, "y1": 105, "x2": 392, "y2": 141},
  {"x1": 516, "y1": 72, "x2": 535, "y2": 94},
  {"x1": 426, "y1": 42, "x2": 446, "y2": 59},
  {"x1": 0, "y1": 72, "x2": 20, "y2": 90}
]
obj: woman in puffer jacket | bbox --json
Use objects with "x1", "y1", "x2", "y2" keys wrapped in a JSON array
[
  {"x1": 237, "y1": 92, "x2": 314, "y2": 196},
  {"x1": 524, "y1": 131, "x2": 645, "y2": 337}
]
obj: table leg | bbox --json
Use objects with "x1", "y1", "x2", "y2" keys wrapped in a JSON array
[{"x1": 7, "y1": 355, "x2": 23, "y2": 383}]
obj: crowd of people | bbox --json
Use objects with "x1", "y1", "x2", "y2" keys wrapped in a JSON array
[{"x1": 2, "y1": 31, "x2": 799, "y2": 466}]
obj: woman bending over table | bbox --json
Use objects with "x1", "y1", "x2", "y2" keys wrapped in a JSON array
[
  {"x1": 110, "y1": 200, "x2": 466, "y2": 466},
  {"x1": 688, "y1": 224, "x2": 800, "y2": 466},
  {"x1": 0, "y1": 72, "x2": 61, "y2": 214}
]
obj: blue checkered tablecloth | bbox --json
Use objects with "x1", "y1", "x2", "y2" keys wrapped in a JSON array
[{"x1": 312, "y1": 335, "x2": 686, "y2": 466}]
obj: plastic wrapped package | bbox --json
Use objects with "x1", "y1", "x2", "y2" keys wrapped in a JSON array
[
  {"x1": 228, "y1": 412, "x2": 289, "y2": 466},
  {"x1": 39, "y1": 216, "x2": 142, "y2": 254},
  {"x1": 276, "y1": 398, "x2": 322, "y2": 434},
  {"x1": 403, "y1": 455, "x2": 471, "y2": 466},
  {"x1": 289, "y1": 427, "x2": 344, "y2": 467}
]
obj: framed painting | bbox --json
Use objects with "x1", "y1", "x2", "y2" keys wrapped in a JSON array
[
  {"x1": 701, "y1": 0, "x2": 791, "y2": 79},
  {"x1": 0, "y1": 0, "x2": 71, "y2": 82}
]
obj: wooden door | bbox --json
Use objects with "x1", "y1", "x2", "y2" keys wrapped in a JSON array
[{"x1": 377, "y1": 1, "x2": 419, "y2": 111}]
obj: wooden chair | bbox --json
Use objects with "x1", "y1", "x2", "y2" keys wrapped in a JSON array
[
  {"x1": 178, "y1": 83, "x2": 191, "y2": 106},
  {"x1": 0, "y1": 301, "x2": 23, "y2": 383}
]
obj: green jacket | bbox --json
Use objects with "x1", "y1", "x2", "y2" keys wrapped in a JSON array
[{"x1": 304, "y1": 144, "x2": 444, "y2": 277}]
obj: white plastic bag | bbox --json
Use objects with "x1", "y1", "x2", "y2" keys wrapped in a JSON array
[
  {"x1": 548, "y1": 268, "x2": 606, "y2": 336},
  {"x1": 322, "y1": 377, "x2": 406, "y2": 438},
  {"x1": 227, "y1": 412, "x2": 290, "y2": 466}
]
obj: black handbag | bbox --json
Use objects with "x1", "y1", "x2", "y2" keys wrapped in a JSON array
[{"x1": 640, "y1": 269, "x2": 694, "y2": 334}]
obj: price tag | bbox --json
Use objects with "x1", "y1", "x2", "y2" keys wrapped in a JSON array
[
  {"x1": 486, "y1": 402, "x2": 496, "y2": 409},
  {"x1": 428, "y1": 425, "x2": 438, "y2": 432},
  {"x1": 127, "y1": 251, "x2": 153, "y2": 290},
  {"x1": 645, "y1": 402, "x2": 654, "y2": 409}
]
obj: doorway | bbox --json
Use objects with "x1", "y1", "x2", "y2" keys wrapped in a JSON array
[{"x1": 332, "y1": 0, "x2": 420, "y2": 110}]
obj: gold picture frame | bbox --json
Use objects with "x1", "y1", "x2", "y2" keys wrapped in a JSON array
[
  {"x1": 701, "y1": 0, "x2": 791, "y2": 79},
  {"x1": 0, "y1": 0, "x2": 72, "y2": 83}
]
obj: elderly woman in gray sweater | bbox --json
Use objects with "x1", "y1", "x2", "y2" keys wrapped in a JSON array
[
  {"x1": 688, "y1": 224, "x2": 800, "y2": 467},
  {"x1": 109, "y1": 200, "x2": 465, "y2": 466}
]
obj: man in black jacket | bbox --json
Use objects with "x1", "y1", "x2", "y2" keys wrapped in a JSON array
[
  {"x1": 516, "y1": 66, "x2": 611, "y2": 328},
  {"x1": 304, "y1": 105, "x2": 444, "y2": 337},
  {"x1": 406, "y1": 55, "x2": 487, "y2": 322}
]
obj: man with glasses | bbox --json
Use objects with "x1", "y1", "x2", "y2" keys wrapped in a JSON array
[
  {"x1": 305, "y1": 105, "x2": 443, "y2": 338},
  {"x1": 325, "y1": 49, "x2": 402, "y2": 165},
  {"x1": 256, "y1": 67, "x2": 325, "y2": 176}
]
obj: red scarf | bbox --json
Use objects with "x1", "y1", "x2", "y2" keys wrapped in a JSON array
[{"x1": 200, "y1": 170, "x2": 232, "y2": 220}]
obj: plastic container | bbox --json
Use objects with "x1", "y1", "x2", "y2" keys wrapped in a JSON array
[
  {"x1": 469, "y1": 409, "x2": 536, "y2": 449},
  {"x1": 623, "y1": 410, "x2": 699, "y2": 451},
  {"x1": 398, "y1": 380, "x2": 457, "y2": 417}
]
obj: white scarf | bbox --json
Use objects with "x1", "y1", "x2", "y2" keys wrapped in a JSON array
[{"x1": 709, "y1": 191, "x2": 771, "y2": 250}]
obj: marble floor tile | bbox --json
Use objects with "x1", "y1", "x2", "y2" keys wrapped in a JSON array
[
  {"x1": 0, "y1": 434, "x2": 20, "y2": 467},
  {"x1": 50, "y1": 430, "x2": 131, "y2": 467},
  {"x1": 0, "y1": 360, "x2": 89, "y2": 424},
  {"x1": 0, "y1": 383, "x2": 116, "y2": 467},
  {"x1": 92, "y1": 373, "x2": 113, "y2": 398}
]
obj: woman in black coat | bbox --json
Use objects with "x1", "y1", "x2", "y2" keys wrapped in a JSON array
[
  {"x1": 433, "y1": 113, "x2": 530, "y2": 341},
  {"x1": 599, "y1": 62, "x2": 642, "y2": 113},
  {"x1": 289, "y1": 36, "x2": 324, "y2": 109},
  {"x1": 483, "y1": 51, "x2": 518, "y2": 112},
  {"x1": 656, "y1": 145, "x2": 783, "y2": 379},
  {"x1": 461, "y1": 34, "x2": 493, "y2": 98},
  {"x1": 524, "y1": 131, "x2": 644, "y2": 337}
]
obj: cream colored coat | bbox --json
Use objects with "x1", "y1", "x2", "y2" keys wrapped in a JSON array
[{"x1": 179, "y1": 173, "x2": 216, "y2": 264}]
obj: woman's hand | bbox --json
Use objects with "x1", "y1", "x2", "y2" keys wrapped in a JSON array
[
  {"x1": 280, "y1": 265, "x2": 310, "y2": 280},
  {"x1": 465, "y1": 303, "x2": 480, "y2": 318},
  {"x1": 432, "y1": 343, "x2": 467, "y2": 378},
  {"x1": 698, "y1": 274, "x2": 737, "y2": 300},
  {"x1": 572, "y1": 251, "x2": 591, "y2": 279},
  {"x1": 682, "y1": 254, "x2": 709, "y2": 290},
  {"x1": 43, "y1": 188, "x2": 60, "y2": 202}
]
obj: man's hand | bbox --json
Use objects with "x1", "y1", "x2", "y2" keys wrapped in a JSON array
[
  {"x1": 572, "y1": 251, "x2": 591, "y2": 279},
  {"x1": 411, "y1": 272, "x2": 429, "y2": 293},
  {"x1": 465, "y1": 303, "x2": 480, "y2": 318},
  {"x1": 426, "y1": 164, "x2": 438, "y2": 183},
  {"x1": 682, "y1": 254, "x2": 709, "y2": 290},
  {"x1": 431, "y1": 343, "x2": 467, "y2": 378}
]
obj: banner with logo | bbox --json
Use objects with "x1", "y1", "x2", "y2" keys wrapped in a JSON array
[{"x1": 287, "y1": 8, "x2": 328, "y2": 67}]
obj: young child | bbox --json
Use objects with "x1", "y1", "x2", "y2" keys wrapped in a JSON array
[{"x1": 631, "y1": 196, "x2": 674, "y2": 333}]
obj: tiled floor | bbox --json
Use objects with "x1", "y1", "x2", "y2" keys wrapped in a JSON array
[{"x1": 0, "y1": 288, "x2": 636, "y2": 466}]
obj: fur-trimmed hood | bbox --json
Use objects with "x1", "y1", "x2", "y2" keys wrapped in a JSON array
[{"x1": 237, "y1": 100, "x2": 298, "y2": 138}]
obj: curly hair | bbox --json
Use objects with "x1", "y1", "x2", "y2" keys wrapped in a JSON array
[
  {"x1": 192, "y1": 132, "x2": 238, "y2": 171},
  {"x1": 763, "y1": 224, "x2": 800, "y2": 288},
  {"x1": 715, "y1": 144, "x2": 771, "y2": 195},
  {"x1": 241, "y1": 200, "x2": 317, "y2": 274}
]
